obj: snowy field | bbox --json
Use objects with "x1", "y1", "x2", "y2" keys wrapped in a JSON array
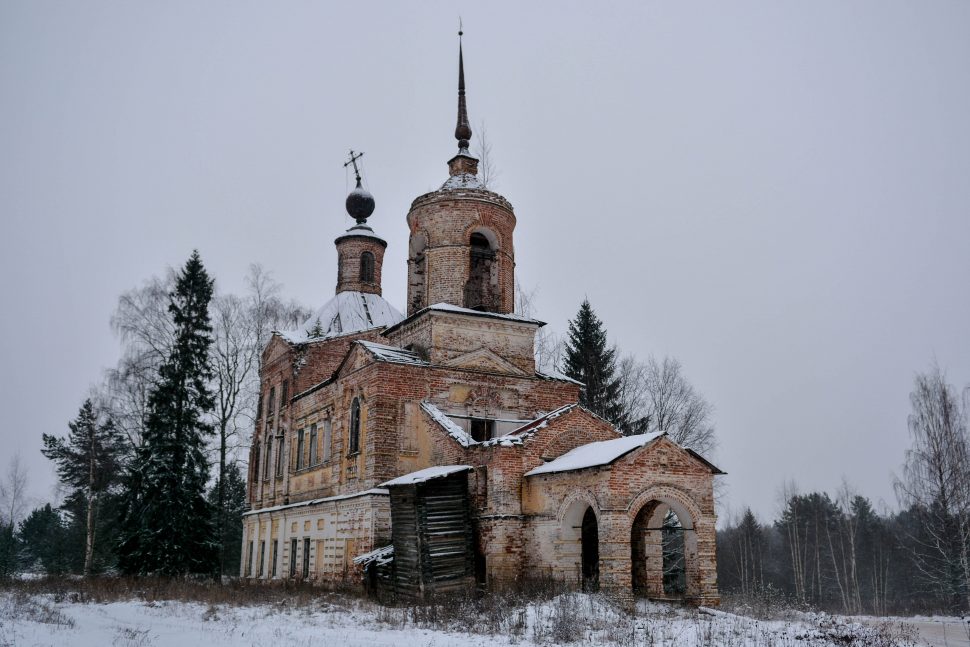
[{"x1": 0, "y1": 586, "x2": 948, "y2": 647}]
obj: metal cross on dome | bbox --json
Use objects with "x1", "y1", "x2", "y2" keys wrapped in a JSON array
[{"x1": 344, "y1": 149, "x2": 364, "y2": 183}]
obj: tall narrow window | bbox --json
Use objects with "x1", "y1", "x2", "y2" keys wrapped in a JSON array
[
  {"x1": 302, "y1": 537, "x2": 311, "y2": 578},
  {"x1": 264, "y1": 435, "x2": 273, "y2": 479},
  {"x1": 275, "y1": 434, "x2": 284, "y2": 477},
  {"x1": 296, "y1": 428, "x2": 305, "y2": 469},
  {"x1": 281, "y1": 380, "x2": 289, "y2": 406},
  {"x1": 290, "y1": 538, "x2": 298, "y2": 577},
  {"x1": 323, "y1": 418, "x2": 332, "y2": 461},
  {"x1": 349, "y1": 398, "x2": 361, "y2": 454},
  {"x1": 258, "y1": 540, "x2": 265, "y2": 577},
  {"x1": 268, "y1": 387, "x2": 276, "y2": 416},
  {"x1": 360, "y1": 252, "x2": 375, "y2": 283},
  {"x1": 246, "y1": 541, "x2": 253, "y2": 577},
  {"x1": 251, "y1": 443, "x2": 260, "y2": 482},
  {"x1": 271, "y1": 539, "x2": 279, "y2": 577},
  {"x1": 464, "y1": 233, "x2": 496, "y2": 311},
  {"x1": 309, "y1": 423, "x2": 318, "y2": 465}
]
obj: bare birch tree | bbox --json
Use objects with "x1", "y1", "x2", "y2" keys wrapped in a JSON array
[
  {"x1": 474, "y1": 120, "x2": 499, "y2": 189},
  {"x1": 515, "y1": 280, "x2": 564, "y2": 374},
  {"x1": 615, "y1": 353, "x2": 716, "y2": 453},
  {"x1": 0, "y1": 454, "x2": 29, "y2": 528},
  {"x1": 894, "y1": 363, "x2": 970, "y2": 611},
  {"x1": 209, "y1": 264, "x2": 309, "y2": 575}
]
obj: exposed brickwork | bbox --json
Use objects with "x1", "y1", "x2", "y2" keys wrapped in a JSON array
[
  {"x1": 406, "y1": 187, "x2": 516, "y2": 315},
  {"x1": 334, "y1": 234, "x2": 386, "y2": 296}
]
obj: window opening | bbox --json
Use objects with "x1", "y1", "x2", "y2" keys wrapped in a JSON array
[
  {"x1": 464, "y1": 232, "x2": 496, "y2": 311},
  {"x1": 349, "y1": 398, "x2": 361, "y2": 454},
  {"x1": 470, "y1": 418, "x2": 494, "y2": 442},
  {"x1": 296, "y1": 428, "x2": 305, "y2": 470},
  {"x1": 323, "y1": 418, "x2": 332, "y2": 461},
  {"x1": 360, "y1": 252, "x2": 375, "y2": 283},
  {"x1": 302, "y1": 537, "x2": 311, "y2": 578},
  {"x1": 309, "y1": 423, "x2": 318, "y2": 465}
]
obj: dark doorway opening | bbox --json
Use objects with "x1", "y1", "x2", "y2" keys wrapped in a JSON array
[{"x1": 581, "y1": 507, "x2": 599, "y2": 592}]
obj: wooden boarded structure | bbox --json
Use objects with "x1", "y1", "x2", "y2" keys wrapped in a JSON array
[{"x1": 381, "y1": 465, "x2": 476, "y2": 600}]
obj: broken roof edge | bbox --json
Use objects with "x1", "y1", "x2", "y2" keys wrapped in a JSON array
[
  {"x1": 420, "y1": 401, "x2": 476, "y2": 447},
  {"x1": 382, "y1": 302, "x2": 545, "y2": 337},
  {"x1": 242, "y1": 487, "x2": 389, "y2": 517},
  {"x1": 379, "y1": 465, "x2": 473, "y2": 488},
  {"x1": 535, "y1": 368, "x2": 584, "y2": 386},
  {"x1": 273, "y1": 323, "x2": 387, "y2": 347}
]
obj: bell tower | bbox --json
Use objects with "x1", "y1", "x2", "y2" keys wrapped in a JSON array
[
  {"x1": 405, "y1": 31, "x2": 516, "y2": 316},
  {"x1": 335, "y1": 151, "x2": 387, "y2": 296}
]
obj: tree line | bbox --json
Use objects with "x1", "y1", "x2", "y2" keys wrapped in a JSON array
[
  {"x1": 0, "y1": 252, "x2": 308, "y2": 578},
  {"x1": 718, "y1": 364, "x2": 970, "y2": 615}
]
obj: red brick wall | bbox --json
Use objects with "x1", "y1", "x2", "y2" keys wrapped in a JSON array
[
  {"x1": 334, "y1": 235, "x2": 386, "y2": 296},
  {"x1": 405, "y1": 189, "x2": 516, "y2": 315}
]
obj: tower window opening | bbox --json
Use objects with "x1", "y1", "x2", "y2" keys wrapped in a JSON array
[
  {"x1": 349, "y1": 397, "x2": 361, "y2": 454},
  {"x1": 464, "y1": 233, "x2": 496, "y2": 312},
  {"x1": 360, "y1": 252, "x2": 375, "y2": 283},
  {"x1": 470, "y1": 417, "x2": 494, "y2": 442}
]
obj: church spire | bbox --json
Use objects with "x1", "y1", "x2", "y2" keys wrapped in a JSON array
[{"x1": 454, "y1": 27, "x2": 472, "y2": 154}]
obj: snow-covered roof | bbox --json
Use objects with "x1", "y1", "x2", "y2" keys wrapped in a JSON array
[
  {"x1": 536, "y1": 367, "x2": 584, "y2": 386},
  {"x1": 277, "y1": 291, "x2": 404, "y2": 344},
  {"x1": 357, "y1": 340, "x2": 429, "y2": 366},
  {"x1": 482, "y1": 403, "x2": 579, "y2": 447},
  {"x1": 379, "y1": 465, "x2": 472, "y2": 487},
  {"x1": 353, "y1": 545, "x2": 393, "y2": 568},
  {"x1": 441, "y1": 173, "x2": 484, "y2": 190},
  {"x1": 524, "y1": 432, "x2": 666, "y2": 477},
  {"x1": 421, "y1": 401, "x2": 475, "y2": 447},
  {"x1": 382, "y1": 302, "x2": 544, "y2": 337},
  {"x1": 242, "y1": 487, "x2": 389, "y2": 516},
  {"x1": 335, "y1": 224, "x2": 387, "y2": 244},
  {"x1": 426, "y1": 302, "x2": 544, "y2": 325}
]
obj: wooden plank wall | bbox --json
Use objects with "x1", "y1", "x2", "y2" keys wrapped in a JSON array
[{"x1": 389, "y1": 472, "x2": 475, "y2": 599}]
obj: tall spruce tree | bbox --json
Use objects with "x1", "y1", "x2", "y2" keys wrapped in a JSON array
[
  {"x1": 562, "y1": 299, "x2": 625, "y2": 427},
  {"x1": 118, "y1": 251, "x2": 219, "y2": 575},
  {"x1": 42, "y1": 399, "x2": 125, "y2": 575}
]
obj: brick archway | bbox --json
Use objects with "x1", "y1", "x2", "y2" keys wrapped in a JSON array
[
  {"x1": 627, "y1": 485, "x2": 702, "y2": 600},
  {"x1": 557, "y1": 490, "x2": 601, "y2": 588}
]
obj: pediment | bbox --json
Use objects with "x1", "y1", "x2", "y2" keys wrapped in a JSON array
[
  {"x1": 442, "y1": 347, "x2": 527, "y2": 376},
  {"x1": 263, "y1": 335, "x2": 292, "y2": 365},
  {"x1": 334, "y1": 344, "x2": 372, "y2": 379}
]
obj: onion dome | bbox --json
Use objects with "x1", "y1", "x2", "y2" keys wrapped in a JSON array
[{"x1": 345, "y1": 177, "x2": 375, "y2": 225}]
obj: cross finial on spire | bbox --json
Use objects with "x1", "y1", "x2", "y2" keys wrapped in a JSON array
[
  {"x1": 455, "y1": 25, "x2": 472, "y2": 153},
  {"x1": 344, "y1": 149, "x2": 365, "y2": 186}
]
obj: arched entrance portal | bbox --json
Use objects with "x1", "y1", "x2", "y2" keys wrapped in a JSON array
[
  {"x1": 631, "y1": 498, "x2": 697, "y2": 599},
  {"x1": 558, "y1": 495, "x2": 601, "y2": 592},
  {"x1": 581, "y1": 507, "x2": 599, "y2": 592}
]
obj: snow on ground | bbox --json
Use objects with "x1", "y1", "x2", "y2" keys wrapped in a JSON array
[{"x1": 0, "y1": 589, "x2": 931, "y2": 647}]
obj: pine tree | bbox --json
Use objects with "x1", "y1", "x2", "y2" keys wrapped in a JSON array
[
  {"x1": 18, "y1": 504, "x2": 71, "y2": 575},
  {"x1": 118, "y1": 250, "x2": 219, "y2": 576},
  {"x1": 562, "y1": 299, "x2": 624, "y2": 427},
  {"x1": 42, "y1": 399, "x2": 125, "y2": 575},
  {"x1": 0, "y1": 522, "x2": 16, "y2": 580}
]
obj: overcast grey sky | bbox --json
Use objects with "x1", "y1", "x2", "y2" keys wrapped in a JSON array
[{"x1": 2, "y1": 1, "x2": 968, "y2": 523}]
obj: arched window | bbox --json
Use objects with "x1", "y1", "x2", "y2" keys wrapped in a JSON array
[
  {"x1": 464, "y1": 233, "x2": 496, "y2": 311},
  {"x1": 349, "y1": 397, "x2": 361, "y2": 454},
  {"x1": 360, "y1": 252, "x2": 375, "y2": 283}
]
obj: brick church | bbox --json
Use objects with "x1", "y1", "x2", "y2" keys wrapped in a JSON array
[{"x1": 242, "y1": 38, "x2": 722, "y2": 604}]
